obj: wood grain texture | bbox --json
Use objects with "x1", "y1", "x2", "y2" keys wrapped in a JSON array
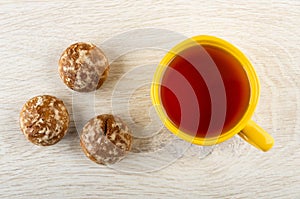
[{"x1": 0, "y1": 0, "x2": 300, "y2": 198}]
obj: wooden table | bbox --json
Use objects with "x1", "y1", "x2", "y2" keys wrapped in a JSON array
[{"x1": 1, "y1": 1, "x2": 299, "y2": 198}]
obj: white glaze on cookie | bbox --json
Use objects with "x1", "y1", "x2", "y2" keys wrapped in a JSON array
[
  {"x1": 58, "y1": 42, "x2": 109, "y2": 92},
  {"x1": 19, "y1": 95, "x2": 70, "y2": 146},
  {"x1": 80, "y1": 114, "x2": 132, "y2": 165}
]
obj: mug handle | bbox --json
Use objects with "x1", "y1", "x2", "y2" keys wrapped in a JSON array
[{"x1": 238, "y1": 120, "x2": 274, "y2": 152}]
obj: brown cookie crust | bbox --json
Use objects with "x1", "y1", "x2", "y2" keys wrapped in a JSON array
[
  {"x1": 80, "y1": 114, "x2": 132, "y2": 165},
  {"x1": 58, "y1": 42, "x2": 109, "y2": 92},
  {"x1": 19, "y1": 95, "x2": 70, "y2": 146}
]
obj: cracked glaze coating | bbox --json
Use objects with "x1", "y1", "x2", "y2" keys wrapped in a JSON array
[
  {"x1": 80, "y1": 114, "x2": 132, "y2": 165},
  {"x1": 19, "y1": 95, "x2": 70, "y2": 146},
  {"x1": 58, "y1": 42, "x2": 109, "y2": 92}
]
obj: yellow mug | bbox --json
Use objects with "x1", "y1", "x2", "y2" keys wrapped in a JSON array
[{"x1": 151, "y1": 35, "x2": 274, "y2": 152}]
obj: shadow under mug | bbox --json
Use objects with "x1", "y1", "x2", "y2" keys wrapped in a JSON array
[{"x1": 151, "y1": 35, "x2": 274, "y2": 152}]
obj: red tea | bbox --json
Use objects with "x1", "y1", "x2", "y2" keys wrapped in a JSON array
[{"x1": 160, "y1": 45, "x2": 250, "y2": 138}]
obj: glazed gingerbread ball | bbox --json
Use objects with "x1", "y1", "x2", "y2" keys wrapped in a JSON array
[
  {"x1": 19, "y1": 95, "x2": 70, "y2": 146},
  {"x1": 58, "y1": 42, "x2": 110, "y2": 92},
  {"x1": 80, "y1": 114, "x2": 132, "y2": 165}
]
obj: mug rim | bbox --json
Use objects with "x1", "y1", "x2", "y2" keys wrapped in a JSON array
[{"x1": 150, "y1": 35, "x2": 260, "y2": 145}]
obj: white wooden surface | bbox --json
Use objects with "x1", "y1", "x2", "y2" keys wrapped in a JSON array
[{"x1": 1, "y1": 0, "x2": 300, "y2": 198}]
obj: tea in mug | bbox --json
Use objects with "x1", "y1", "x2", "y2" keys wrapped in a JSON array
[{"x1": 160, "y1": 45, "x2": 250, "y2": 138}]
